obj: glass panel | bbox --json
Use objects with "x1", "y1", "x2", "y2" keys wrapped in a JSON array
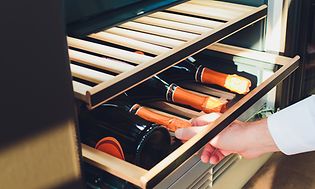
[{"x1": 305, "y1": 5, "x2": 315, "y2": 95}]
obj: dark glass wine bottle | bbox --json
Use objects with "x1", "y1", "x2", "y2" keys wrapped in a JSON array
[
  {"x1": 107, "y1": 100, "x2": 192, "y2": 132},
  {"x1": 126, "y1": 76, "x2": 227, "y2": 113},
  {"x1": 130, "y1": 104, "x2": 191, "y2": 132},
  {"x1": 158, "y1": 58, "x2": 251, "y2": 94},
  {"x1": 79, "y1": 104, "x2": 171, "y2": 170}
]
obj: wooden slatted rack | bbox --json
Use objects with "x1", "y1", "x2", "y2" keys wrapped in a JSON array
[{"x1": 68, "y1": 0, "x2": 267, "y2": 109}]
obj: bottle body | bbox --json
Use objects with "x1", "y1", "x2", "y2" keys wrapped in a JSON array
[
  {"x1": 126, "y1": 76, "x2": 227, "y2": 113},
  {"x1": 158, "y1": 59, "x2": 200, "y2": 83},
  {"x1": 125, "y1": 76, "x2": 169, "y2": 102},
  {"x1": 158, "y1": 58, "x2": 251, "y2": 94},
  {"x1": 79, "y1": 104, "x2": 171, "y2": 169}
]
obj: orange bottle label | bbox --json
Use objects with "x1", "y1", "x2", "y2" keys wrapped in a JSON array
[
  {"x1": 172, "y1": 86, "x2": 227, "y2": 113},
  {"x1": 201, "y1": 67, "x2": 251, "y2": 94},
  {"x1": 135, "y1": 106, "x2": 191, "y2": 132},
  {"x1": 95, "y1": 137, "x2": 125, "y2": 160}
]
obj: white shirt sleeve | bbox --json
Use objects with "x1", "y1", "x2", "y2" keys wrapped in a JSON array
[{"x1": 267, "y1": 95, "x2": 315, "y2": 155}]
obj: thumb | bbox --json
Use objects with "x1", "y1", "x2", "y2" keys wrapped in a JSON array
[
  {"x1": 175, "y1": 126, "x2": 207, "y2": 141},
  {"x1": 191, "y1": 113, "x2": 221, "y2": 126}
]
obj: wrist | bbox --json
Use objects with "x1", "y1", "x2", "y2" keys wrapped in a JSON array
[{"x1": 246, "y1": 119, "x2": 280, "y2": 154}]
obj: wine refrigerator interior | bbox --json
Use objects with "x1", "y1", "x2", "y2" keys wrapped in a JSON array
[{"x1": 0, "y1": 0, "x2": 305, "y2": 189}]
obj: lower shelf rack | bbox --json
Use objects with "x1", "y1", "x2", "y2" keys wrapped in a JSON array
[{"x1": 79, "y1": 44, "x2": 299, "y2": 189}]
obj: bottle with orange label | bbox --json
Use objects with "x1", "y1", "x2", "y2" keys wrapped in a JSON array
[
  {"x1": 129, "y1": 103, "x2": 191, "y2": 132},
  {"x1": 101, "y1": 100, "x2": 192, "y2": 132},
  {"x1": 79, "y1": 104, "x2": 171, "y2": 170},
  {"x1": 126, "y1": 76, "x2": 227, "y2": 113},
  {"x1": 158, "y1": 57, "x2": 252, "y2": 94}
]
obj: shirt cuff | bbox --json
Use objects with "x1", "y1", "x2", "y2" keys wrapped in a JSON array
[{"x1": 267, "y1": 95, "x2": 315, "y2": 155}]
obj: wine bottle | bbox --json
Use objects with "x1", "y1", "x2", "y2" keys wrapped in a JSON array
[
  {"x1": 95, "y1": 136, "x2": 125, "y2": 160},
  {"x1": 158, "y1": 58, "x2": 251, "y2": 94},
  {"x1": 130, "y1": 104, "x2": 191, "y2": 132},
  {"x1": 126, "y1": 76, "x2": 227, "y2": 113},
  {"x1": 79, "y1": 104, "x2": 171, "y2": 169},
  {"x1": 108, "y1": 100, "x2": 192, "y2": 132}
]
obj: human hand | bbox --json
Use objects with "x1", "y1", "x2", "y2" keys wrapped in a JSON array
[{"x1": 175, "y1": 113, "x2": 279, "y2": 164}]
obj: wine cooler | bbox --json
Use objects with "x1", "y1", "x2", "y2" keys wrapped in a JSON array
[
  {"x1": 65, "y1": 0, "x2": 300, "y2": 188},
  {"x1": 0, "y1": 0, "x2": 303, "y2": 189}
]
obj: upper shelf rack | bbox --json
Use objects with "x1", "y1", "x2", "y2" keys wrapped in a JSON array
[{"x1": 69, "y1": 0, "x2": 267, "y2": 109}]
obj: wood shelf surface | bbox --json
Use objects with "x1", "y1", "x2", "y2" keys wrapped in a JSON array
[{"x1": 68, "y1": 1, "x2": 267, "y2": 110}]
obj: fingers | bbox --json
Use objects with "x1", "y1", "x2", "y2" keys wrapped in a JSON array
[
  {"x1": 201, "y1": 144, "x2": 226, "y2": 164},
  {"x1": 209, "y1": 150, "x2": 225, "y2": 164},
  {"x1": 175, "y1": 126, "x2": 207, "y2": 140},
  {"x1": 200, "y1": 144, "x2": 214, "y2": 163},
  {"x1": 177, "y1": 113, "x2": 222, "y2": 141},
  {"x1": 191, "y1": 113, "x2": 221, "y2": 126}
]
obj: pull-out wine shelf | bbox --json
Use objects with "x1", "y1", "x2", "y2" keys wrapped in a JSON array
[
  {"x1": 80, "y1": 42, "x2": 300, "y2": 188},
  {"x1": 69, "y1": 0, "x2": 267, "y2": 109}
]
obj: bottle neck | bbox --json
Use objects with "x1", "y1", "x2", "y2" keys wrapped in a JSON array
[
  {"x1": 199, "y1": 67, "x2": 251, "y2": 94},
  {"x1": 199, "y1": 67, "x2": 227, "y2": 86},
  {"x1": 127, "y1": 76, "x2": 170, "y2": 101},
  {"x1": 168, "y1": 84, "x2": 227, "y2": 113},
  {"x1": 132, "y1": 104, "x2": 192, "y2": 132}
]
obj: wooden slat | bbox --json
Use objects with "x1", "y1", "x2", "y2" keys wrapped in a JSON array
[
  {"x1": 72, "y1": 81, "x2": 91, "y2": 103},
  {"x1": 69, "y1": 49, "x2": 134, "y2": 74},
  {"x1": 106, "y1": 27, "x2": 185, "y2": 48},
  {"x1": 119, "y1": 22, "x2": 199, "y2": 41},
  {"x1": 182, "y1": 2, "x2": 246, "y2": 17},
  {"x1": 190, "y1": 0, "x2": 255, "y2": 12},
  {"x1": 67, "y1": 37, "x2": 153, "y2": 64},
  {"x1": 82, "y1": 144, "x2": 147, "y2": 188},
  {"x1": 134, "y1": 16, "x2": 211, "y2": 34},
  {"x1": 148, "y1": 101, "x2": 204, "y2": 118},
  {"x1": 70, "y1": 64, "x2": 114, "y2": 84},
  {"x1": 168, "y1": 3, "x2": 242, "y2": 21},
  {"x1": 89, "y1": 32, "x2": 170, "y2": 55},
  {"x1": 208, "y1": 43, "x2": 291, "y2": 66},
  {"x1": 72, "y1": 80, "x2": 91, "y2": 95},
  {"x1": 149, "y1": 12, "x2": 223, "y2": 29}
]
